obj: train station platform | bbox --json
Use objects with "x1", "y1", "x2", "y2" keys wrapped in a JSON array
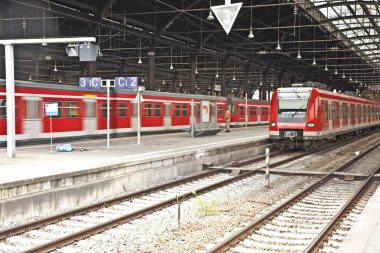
[
  {"x1": 338, "y1": 184, "x2": 380, "y2": 253},
  {"x1": 0, "y1": 126, "x2": 270, "y2": 226}
]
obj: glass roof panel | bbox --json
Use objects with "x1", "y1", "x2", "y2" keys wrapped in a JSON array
[{"x1": 308, "y1": 0, "x2": 380, "y2": 70}]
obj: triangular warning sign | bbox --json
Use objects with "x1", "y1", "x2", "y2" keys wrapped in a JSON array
[
  {"x1": 211, "y1": 3, "x2": 243, "y2": 35},
  {"x1": 134, "y1": 93, "x2": 144, "y2": 103}
]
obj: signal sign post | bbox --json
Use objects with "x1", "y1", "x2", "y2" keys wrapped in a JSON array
[
  {"x1": 45, "y1": 102, "x2": 59, "y2": 152},
  {"x1": 79, "y1": 76, "x2": 138, "y2": 149},
  {"x1": 134, "y1": 86, "x2": 144, "y2": 145},
  {"x1": 211, "y1": 0, "x2": 242, "y2": 35}
]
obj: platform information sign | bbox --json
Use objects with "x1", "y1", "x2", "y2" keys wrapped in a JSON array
[
  {"x1": 115, "y1": 76, "x2": 138, "y2": 90},
  {"x1": 79, "y1": 77, "x2": 101, "y2": 90},
  {"x1": 211, "y1": 1, "x2": 242, "y2": 35}
]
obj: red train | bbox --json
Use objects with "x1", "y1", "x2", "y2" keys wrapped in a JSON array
[
  {"x1": 0, "y1": 79, "x2": 270, "y2": 145},
  {"x1": 269, "y1": 82, "x2": 380, "y2": 150}
]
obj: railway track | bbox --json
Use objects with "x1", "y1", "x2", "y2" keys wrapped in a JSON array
[
  {"x1": 204, "y1": 143, "x2": 380, "y2": 253},
  {"x1": 1, "y1": 132, "x2": 377, "y2": 252}
]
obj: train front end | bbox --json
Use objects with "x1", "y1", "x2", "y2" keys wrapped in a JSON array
[{"x1": 269, "y1": 86, "x2": 314, "y2": 150}]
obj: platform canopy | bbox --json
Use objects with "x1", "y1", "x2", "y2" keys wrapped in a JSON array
[{"x1": 0, "y1": 0, "x2": 379, "y2": 94}]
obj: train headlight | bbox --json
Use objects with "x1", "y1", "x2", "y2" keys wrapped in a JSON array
[
  {"x1": 307, "y1": 122, "x2": 314, "y2": 128},
  {"x1": 271, "y1": 122, "x2": 277, "y2": 127}
]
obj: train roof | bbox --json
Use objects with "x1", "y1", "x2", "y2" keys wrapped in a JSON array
[
  {"x1": 0, "y1": 79, "x2": 269, "y2": 103},
  {"x1": 276, "y1": 86, "x2": 380, "y2": 105}
]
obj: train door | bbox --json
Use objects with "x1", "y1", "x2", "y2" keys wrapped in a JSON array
[
  {"x1": 141, "y1": 102, "x2": 164, "y2": 127},
  {"x1": 171, "y1": 102, "x2": 189, "y2": 126},
  {"x1": 260, "y1": 107, "x2": 269, "y2": 122},
  {"x1": 328, "y1": 100, "x2": 333, "y2": 131},
  {"x1": 164, "y1": 102, "x2": 172, "y2": 129},
  {"x1": 321, "y1": 99, "x2": 329, "y2": 131},
  {"x1": 350, "y1": 103, "x2": 355, "y2": 128},
  {"x1": 83, "y1": 99, "x2": 96, "y2": 135},
  {"x1": 22, "y1": 96, "x2": 42, "y2": 139},
  {"x1": 248, "y1": 106, "x2": 258, "y2": 124},
  {"x1": 216, "y1": 104, "x2": 225, "y2": 124},
  {"x1": 341, "y1": 103, "x2": 349, "y2": 128}
]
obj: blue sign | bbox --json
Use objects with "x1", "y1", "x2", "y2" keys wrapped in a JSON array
[
  {"x1": 114, "y1": 76, "x2": 138, "y2": 90},
  {"x1": 79, "y1": 77, "x2": 102, "y2": 90},
  {"x1": 115, "y1": 77, "x2": 127, "y2": 89},
  {"x1": 90, "y1": 77, "x2": 102, "y2": 90},
  {"x1": 79, "y1": 77, "x2": 90, "y2": 90},
  {"x1": 127, "y1": 76, "x2": 138, "y2": 89}
]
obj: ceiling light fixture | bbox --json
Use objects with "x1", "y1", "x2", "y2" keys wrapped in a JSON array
[
  {"x1": 207, "y1": 0, "x2": 214, "y2": 21},
  {"x1": 312, "y1": 25, "x2": 316, "y2": 65},
  {"x1": 324, "y1": 64, "x2": 328, "y2": 71},
  {"x1": 233, "y1": 61, "x2": 236, "y2": 80},
  {"x1": 54, "y1": 61, "x2": 58, "y2": 72},
  {"x1": 170, "y1": 46, "x2": 174, "y2": 70},
  {"x1": 276, "y1": 0, "x2": 281, "y2": 50},
  {"x1": 248, "y1": 0, "x2": 254, "y2": 39},
  {"x1": 216, "y1": 57, "x2": 219, "y2": 78},
  {"x1": 138, "y1": 37, "x2": 142, "y2": 64},
  {"x1": 195, "y1": 56, "x2": 198, "y2": 74},
  {"x1": 297, "y1": 10, "x2": 301, "y2": 59},
  {"x1": 297, "y1": 50, "x2": 302, "y2": 59},
  {"x1": 334, "y1": 68, "x2": 338, "y2": 75}
]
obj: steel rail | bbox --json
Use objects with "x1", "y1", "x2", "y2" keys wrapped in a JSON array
[
  {"x1": 304, "y1": 164, "x2": 380, "y2": 253},
  {"x1": 205, "y1": 142, "x2": 380, "y2": 253},
  {"x1": 4, "y1": 130, "x2": 378, "y2": 251},
  {"x1": 20, "y1": 140, "x2": 345, "y2": 253},
  {"x1": 0, "y1": 169, "x2": 222, "y2": 240},
  {"x1": 21, "y1": 166, "x2": 267, "y2": 253}
]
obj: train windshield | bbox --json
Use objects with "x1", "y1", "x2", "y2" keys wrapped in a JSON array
[{"x1": 277, "y1": 89, "x2": 311, "y2": 123}]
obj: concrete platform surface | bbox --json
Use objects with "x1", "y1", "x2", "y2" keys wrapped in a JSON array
[
  {"x1": 0, "y1": 126, "x2": 268, "y2": 185},
  {"x1": 338, "y1": 184, "x2": 380, "y2": 253}
]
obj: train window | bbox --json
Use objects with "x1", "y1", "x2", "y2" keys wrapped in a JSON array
[
  {"x1": 0, "y1": 99, "x2": 6, "y2": 119},
  {"x1": 65, "y1": 101, "x2": 79, "y2": 118},
  {"x1": 182, "y1": 105, "x2": 188, "y2": 116},
  {"x1": 250, "y1": 107, "x2": 257, "y2": 116},
  {"x1": 85, "y1": 101, "x2": 95, "y2": 118},
  {"x1": 117, "y1": 102, "x2": 128, "y2": 117},
  {"x1": 144, "y1": 103, "x2": 161, "y2": 117},
  {"x1": 342, "y1": 105, "x2": 347, "y2": 119},
  {"x1": 323, "y1": 103, "x2": 328, "y2": 120},
  {"x1": 101, "y1": 102, "x2": 113, "y2": 117},
  {"x1": 239, "y1": 106, "x2": 244, "y2": 115},
  {"x1": 155, "y1": 104, "x2": 162, "y2": 116},
  {"x1": 26, "y1": 99, "x2": 39, "y2": 119},
  {"x1": 174, "y1": 105, "x2": 181, "y2": 116},
  {"x1": 144, "y1": 104, "x2": 152, "y2": 116},
  {"x1": 261, "y1": 107, "x2": 268, "y2": 116}
]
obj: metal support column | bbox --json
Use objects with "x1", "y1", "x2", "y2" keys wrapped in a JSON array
[
  {"x1": 261, "y1": 71, "x2": 268, "y2": 100},
  {"x1": 171, "y1": 71, "x2": 178, "y2": 93},
  {"x1": 148, "y1": 51, "x2": 155, "y2": 91},
  {"x1": 5, "y1": 44, "x2": 15, "y2": 158},
  {"x1": 244, "y1": 64, "x2": 250, "y2": 95},
  {"x1": 88, "y1": 62, "x2": 97, "y2": 76},
  {"x1": 190, "y1": 54, "x2": 197, "y2": 94},
  {"x1": 0, "y1": 46, "x2": 5, "y2": 79},
  {"x1": 33, "y1": 61, "x2": 39, "y2": 80},
  {"x1": 221, "y1": 59, "x2": 227, "y2": 96}
]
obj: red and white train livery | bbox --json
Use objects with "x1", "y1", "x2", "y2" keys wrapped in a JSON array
[
  {"x1": 0, "y1": 79, "x2": 270, "y2": 145},
  {"x1": 269, "y1": 82, "x2": 380, "y2": 150}
]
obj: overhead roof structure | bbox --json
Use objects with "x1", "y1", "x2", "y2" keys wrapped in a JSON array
[{"x1": 0, "y1": 0, "x2": 379, "y2": 97}]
